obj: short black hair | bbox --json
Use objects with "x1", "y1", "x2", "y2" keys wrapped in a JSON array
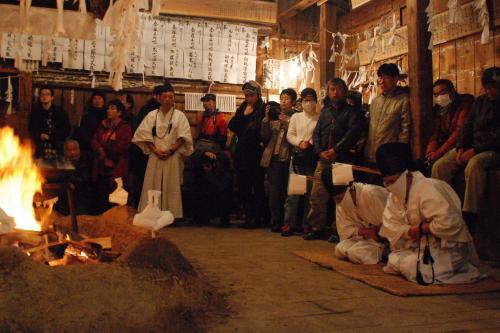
[
  {"x1": 377, "y1": 63, "x2": 400, "y2": 78},
  {"x1": 90, "y1": 91, "x2": 106, "y2": 102},
  {"x1": 300, "y1": 88, "x2": 317, "y2": 101},
  {"x1": 157, "y1": 83, "x2": 175, "y2": 95},
  {"x1": 321, "y1": 166, "x2": 349, "y2": 196},
  {"x1": 107, "y1": 99, "x2": 125, "y2": 114},
  {"x1": 280, "y1": 88, "x2": 297, "y2": 102},
  {"x1": 153, "y1": 85, "x2": 164, "y2": 96},
  {"x1": 482, "y1": 66, "x2": 500, "y2": 87},
  {"x1": 376, "y1": 142, "x2": 413, "y2": 177},
  {"x1": 327, "y1": 78, "x2": 348, "y2": 93},
  {"x1": 346, "y1": 90, "x2": 362, "y2": 108},
  {"x1": 39, "y1": 85, "x2": 54, "y2": 96},
  {"x1": 433, "y1": 79, "x2": 455, "y2": 92},
  {"x1": 118, "y1": 93, "x2": 135, "y2": 109}
]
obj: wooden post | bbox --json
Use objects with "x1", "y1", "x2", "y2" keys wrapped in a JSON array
[
  {"x1": 319, "y1": 2, "x2": 337, "y2": 88},
  {"x1": 406, "y1": 0, "x2": 433, "y2": 159}
]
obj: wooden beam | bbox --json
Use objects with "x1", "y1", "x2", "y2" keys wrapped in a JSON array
[
  {"x1": 319, "y1": 2, "x2": 337, "y2": 87},
  {"x1": 160, "y1": 0, "x2": 277, "y2": 25},
  {"x1": 278, "y1": 0, "x2": 318, "y2": 19},
  {"x1": 406, "y1": 0, "x2": 433, "y2": 159}
]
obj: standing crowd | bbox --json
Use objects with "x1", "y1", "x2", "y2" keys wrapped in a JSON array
[{"x1": 28, "y1": 65, "x2": 499, "y2": 285}]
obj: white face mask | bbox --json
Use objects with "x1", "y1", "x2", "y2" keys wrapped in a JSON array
[
  {"x1": 385, "y1": 172, "x2": 407, "y2": 203},
  {"x1": 302, "y1": 101, "x2": 317, "y2": 113},
  {"x1": 435, "y1": 94, "x2": 451, "y2": 107}
]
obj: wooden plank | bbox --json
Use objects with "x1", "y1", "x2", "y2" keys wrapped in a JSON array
[
  {"x1": 456, "y1": 35, "x2": 475, "y2": 95},
  {"x1": 278, "y1": 0, "x2": 318, "y2": 20},
  {"x1": 160, "y1": 0, "x2": 277, "y2": 25},
  {"x1": 474, "y1": 34, "x2": 494, "y2": 96},
  {"x1": 319, "y1": 2, "x2": 337, "y2": 87},
  {"x1": 438, "y1": 40, "x2": 457, "y2": 84},
  {"x1": 407, "y1": 0, "x2": 433, "y2": 159}
]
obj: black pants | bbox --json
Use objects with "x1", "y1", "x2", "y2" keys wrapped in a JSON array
[{"x1": 236, "y1": 166, "x2": 267, "y2": 224}]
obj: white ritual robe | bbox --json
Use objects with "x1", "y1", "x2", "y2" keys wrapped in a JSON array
[
  {"x1": 379, "y1": 171, "x2": 480, "y2": 284},
  {"x1": 132, "y1": 108, "x2": 193, "y2": 218},
  {"x1": 335, "y1": 182, "x2": 389, "y2": 264}
]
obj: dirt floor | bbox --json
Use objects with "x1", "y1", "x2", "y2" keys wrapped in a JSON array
[
  {"x1": 159, "y1": 223, "x2": 500, "y2": 333},
  {"x1": 0, "y1": 208, "x2": 228, "y2": 333}
]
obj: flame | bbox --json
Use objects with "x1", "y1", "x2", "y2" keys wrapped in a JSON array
[{"x1": 0, "y1": 127, "x2": 43, "y2": 231}]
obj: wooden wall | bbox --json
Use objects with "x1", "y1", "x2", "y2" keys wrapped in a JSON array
[{"x1": 337, "y1": 0, "x2": 500, "y2": 97}]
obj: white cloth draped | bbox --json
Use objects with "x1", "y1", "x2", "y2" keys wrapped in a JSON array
[
  {"x1": 335, "y1": 182, "x2": 389, "y2": 264},
  {"x1": 132, "y1": 108, "x2": 193, "y2": 218},
  {"x1": 380, "y1": 171, "x2": 480, "y2": 284}
]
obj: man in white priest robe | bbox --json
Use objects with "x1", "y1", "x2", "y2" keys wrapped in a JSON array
[
  {"x1": 321, "y1": 166, "x2": 389, "y2": 264},
  {"x1": 132, "y1": 83, "x2": 193, "y2": 218},
  {"x1": 376, "y1": 142, "x2": 480, "y2": 284}
]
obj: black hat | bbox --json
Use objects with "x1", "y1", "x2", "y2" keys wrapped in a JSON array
[
  {"x1": 482, "y1": 66, "x2": 500, "y2": 86},
  {"x1": 376, "y1": 143, "x2": 412, "y2": 177},
  {"x1": 201, "y1": 93, "x2": 216, "y2": 102},
  {"x1": 321, "y1": 166, "x2": 350, "y2": 196}
]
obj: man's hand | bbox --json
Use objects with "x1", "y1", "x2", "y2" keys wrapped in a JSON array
[
  {"x1": 264, "y1": 105, "x2": 270, "y2": 119},
  {"x1": 244, "y1": 104, "x2": 254, "y2": 116},
  {"x1": 455, "y1": 148, "x2": 464, "y2": 165},
  {"x1": 460, "y1": 148, "x2": 476, "y2": 164},
  {"x1": 298, "y1": 141, "x2": 311, "y2": 151},
  {"x1": 358, "y1": 227, "x2": 380, "y2": 242},
  {"x1": 153, "y1": 148, "x2": 171, "y2": 160},
  {"x1": 40, "y1": 133, "x2": 49, "y2": 141},
  {"x1": 204, "y1": 151, "x2": 217, "y2": 160},
  {"x1": 408, "y1": 222, "x2": 431, "y2": 241},
  {"x1": 320, "y1": 148, "x2": 336, "y2": 162}
]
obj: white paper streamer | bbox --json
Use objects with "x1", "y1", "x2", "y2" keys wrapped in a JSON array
[
  {"x1": 448, "y1": 0, "x2": 464, "y2": 24},
  {"x1": 6, "y1": 76, "x2": 13, "y2": 115},
  {"x1": 151, "y1": 0, "x2": 161, "y2": 17},
  {"x1": 55, "y1": 0, "x2": 66, "y2": 36},
  {"x1": 474, "y1": 0, "x2": 490, "y2": 44},
  {"x1": 425, "y1": 0, "x2": 434, "y2": 50},
  {"x1": 79, "y1": 0, "x2": 87, "y2": 15}
]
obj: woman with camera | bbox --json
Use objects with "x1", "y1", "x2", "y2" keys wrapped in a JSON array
[{"x1": 260, "y1": 89, "x2": 298, "y2": 233}]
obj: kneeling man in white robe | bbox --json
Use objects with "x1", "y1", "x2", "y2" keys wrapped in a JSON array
[
  {"x1": 133, "y1": 83, "x2": 193, "y2": 218},
  {"x1": 321, "y1": 166, "x2": 389, "y2": 264},
  {"x1": 376, "y1": 143, "x2": 480, "y2": 284}
]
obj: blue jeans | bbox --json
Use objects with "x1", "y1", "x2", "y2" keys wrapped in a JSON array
[
  {"x1": 267, "y1": 159, "x2": 290, "y2": 226},
  {"x1": 284, "y1": 163, "x2": 315, "y2": 230}
]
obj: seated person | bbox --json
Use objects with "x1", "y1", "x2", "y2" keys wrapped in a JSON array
[
  {"x1": 54, "y1": 139, "x2": 93, "y2": 215},
  {"x1": 192, "y1": 151, "x2": 232, "y2": 227},
  {"x1": 416, "y1": 79, "x2": 473, "y2": 175},
  {"x1": 321, "y1": 166, "x2": 389, "y2": 264},
  {"x1": 377, "y1": 142, "x2": 480, "y2": 284},
  {"x1": 432, "y1": 67, "x2": 500, "y2": 232}
]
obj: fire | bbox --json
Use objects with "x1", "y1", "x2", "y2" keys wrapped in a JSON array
[{"x1": 0, "y1": 126, "x2": 43, "y2": 231}]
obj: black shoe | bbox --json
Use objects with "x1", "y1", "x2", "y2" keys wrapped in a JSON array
[
  {"x1": 271, "y1": 224, "x2": 282, "y2": 233},
  {"x1": 303, "y1": 229, "x2": 326, "y2": 241}
]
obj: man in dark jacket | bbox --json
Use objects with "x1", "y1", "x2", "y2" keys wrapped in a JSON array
[
  {"x1": 76, "y1": 92, "x2": 107, "y2": 153},
  {"x1": 304, "y1": 78, "x2": 364, "y2": 240},
  {"x1": 228, "y1": 80, "x2": 267, "y2": 228},
  {"x1": 432, "y1": 67, "x2": 500, "y2": 232},
  {"x1": 29, "y1": 86, "x2": 70, "y2": 161}
]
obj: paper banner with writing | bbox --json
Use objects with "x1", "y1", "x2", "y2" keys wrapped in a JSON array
[
  {"x1": 63, "y1": 38, "x2": 84, "y2": 69},
  {"x1": 143, "y1": 17, "x2": 165, "y2": 77},
  {"x1": 220, "y1": 23, "x2": 240, "y2": 84},
  {"x1": 183, "y1": 20, "x2": 204, "y2": 80},
  {"x1": 1, "y1": 33, "x2": 17, "y2": 59},
  {"x1": 202, "y1": 21, "x2": 223, "y2": 82},
  {"x1": 237, "y1": 26, "x2": 257, "y2": 84},
  {"x1": 164, "y1": 17, "x2": 184, "y2": 78}
]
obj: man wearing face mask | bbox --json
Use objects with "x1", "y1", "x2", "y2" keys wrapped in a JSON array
[
  {"x1": 304, "y1": 78, "x2": 364, "y2": 240},
  {"x1": 432, "y1": 67, "x2": 500, "y2": 232},
  {"x1": 321, "y1": 166, "x2": 388, "y2": 264},
  {"x1": 419, "y1": 80, "x2": 474, "y2": 174},
  {"x1": 377, "y1": 143, "x2": 480, "y2": 284}
]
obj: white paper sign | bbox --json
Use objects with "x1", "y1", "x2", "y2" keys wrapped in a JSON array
[
  {"x1": 144, "y1": 18, "x2": 165, "y2": 77},
  {"x1": 84, "y1": 39, "x2": 105, "y2": 71},
  {"x1": 22, "y1": 35, "x2": 42, "y2": 61},
  {"x1": 183, "y1": 20, "x2": 203, "y2": 80},
  {"x1": 45, "y1": 37, "x2": 65, "y2": 63},
  {"x1": 1, "y1": 33, "x2": 17, "y2": 59},
  {"x1": 62, "y1": 38, "x2": 84, "y2": 70},
  {"x1": 221, "y1": 23, "x2": 240, "y2": 84},
  {"x1": 332, "y1": 163, "x2": 354, "y2": 185},
  {"x1": 164, "y1": 18, "x2": 184, "y2": 78},
  {"x1": 202, "y1": 21, "x2": 223, "y2": 82},
  {"x1": 237, "y1": 26, "x2": 257, "y2": 83}
]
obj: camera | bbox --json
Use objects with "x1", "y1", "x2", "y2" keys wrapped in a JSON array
[{"x1": 267, "y1": 102, "x2": 281, "y2": 121}]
